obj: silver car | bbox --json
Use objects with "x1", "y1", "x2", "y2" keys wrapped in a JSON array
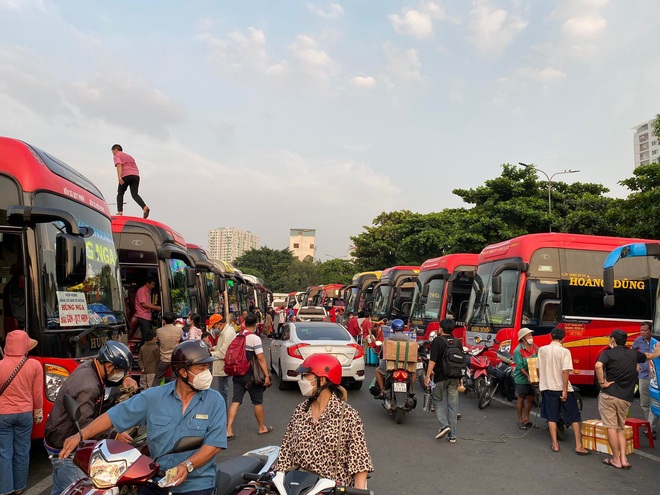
[{"x1": 269, "y1": 321, "x2": 365, "y2": 390}]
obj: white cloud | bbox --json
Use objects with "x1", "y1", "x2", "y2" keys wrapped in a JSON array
[
  {"x1": 384, "y1": 43, "x2": 424, "y2": 83},
  {"x1": 562, "y1": 15, "x2": 607, "y2": 38},
  {"x1": 288, "y1": 34, "x2": 339, "y2": 84},
  {"x1": 0, "y1": 0, "x2": 47, "y2": 12},
  {"x1": 307, "y1": 2, "x2": 344, "y2": 20},
  {"x1": 389, "y1": 1, "x2": 449, "y2": 39},
  {"x1": 517, "y1": 66, "x2": 567, "y2": 84},
  {"x1": 467, "y1": 0, "x2": 527, "y2": 56},
  {"x1": 352, "y1": 75, "x2": 376, "y2": 88}
]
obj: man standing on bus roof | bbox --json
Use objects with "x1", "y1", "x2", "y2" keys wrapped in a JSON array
[
  {"x1": 135, "y1": 277, "x2": 160, "y2": 345},
  {"x1": 111, "y1": 144, "x2": 150, "y2": 218},
  {"x1": 632, "y1": 321, "x2": 658, "y2": 438}
]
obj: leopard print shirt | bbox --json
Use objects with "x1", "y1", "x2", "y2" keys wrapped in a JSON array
[{"x1": 275, "y1": 393, "x2": 374, "y2": 486}]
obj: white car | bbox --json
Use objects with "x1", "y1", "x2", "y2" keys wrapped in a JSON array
[
  {"x1": 269, "y1": 321, "x2": 365, "y2": 390},
  {"x1": 296, "y1": 306, "x2": 328, "y2": 322}
]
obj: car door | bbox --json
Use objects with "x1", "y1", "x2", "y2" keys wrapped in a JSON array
[{"x1": 271, "y1": 323, "x2": 290, "y2": 374}]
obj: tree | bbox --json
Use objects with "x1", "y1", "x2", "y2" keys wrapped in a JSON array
[
  {"x1": 278, "y1": 257, "x2": 319, "y2": 292},
  {"x1": 317, "y1": 258, "x2": 356, "y2": 285},
  {"x1": 653, "y1": 114, "x2": 660, "y2": 143},
  {"x1": 609, "y1": 162, "x2": 660, "y2": 239},
  {"x1": 234, "y1": 247, "x2": 295, "y2": 292}
]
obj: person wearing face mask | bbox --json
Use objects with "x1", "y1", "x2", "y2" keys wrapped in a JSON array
[
  {"x1": 513, "y1": 328, "x2": 538, "y2": 430},
  {"x1": 275, "y1": 354, "x2": 373, "y2": 489},
  {"x1": 45, "y1": 341, "x2": 137, "y2": 495},
  {"x1": 59, "y1": 340, "x2": 227, "y2": 495}
]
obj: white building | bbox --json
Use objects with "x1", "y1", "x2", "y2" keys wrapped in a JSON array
[
  {"x1": 208, "y1": 227, "x2": 259, "y2": 263},
  {"x1": 289, "y1": 228, "x2": 316, "y2": 260},
  {"x1": 632, "y1": 117, "x2": 660, "y2": 168}
]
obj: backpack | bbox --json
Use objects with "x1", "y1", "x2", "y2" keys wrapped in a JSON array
[
  {"x1": 223, "y1": 331, "x2": 251, "y2": 376},
  {"x1": 441, "y1": 336, "x2": 465, "y2": 379}
]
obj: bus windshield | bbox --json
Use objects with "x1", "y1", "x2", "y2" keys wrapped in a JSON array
[
  {"x1": 36, "y1": 193, "x2": 125, "y2": 330},
  {"x1": 344, "y1": 286, "x2": 358, "y2": 313},
  {"x1": 467, "y1": 262, "x2": 520, "y2": 328},
  {"x1": 204, "y1": 272, "x2": 223, "y2": 315},
  {"x1": 372, "y1": 284, "x2": 391, "y2": 319},
  {"x1": 168, "y1": 259, "x2": 193, "y2": 317},
  {"x1": 410, "y1": 278, "x2": 446, "y2": 320}
]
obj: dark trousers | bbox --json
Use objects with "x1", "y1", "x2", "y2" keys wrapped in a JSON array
[
  {"x1": 152, "y1": 360, "x2": 172, "y2": 387},
  {"x1": 137, "y1": 317, "x2": 153, "y2": 345},
  {"x1": 117, "y1": 175, "x2": 146, "y2": 212}
]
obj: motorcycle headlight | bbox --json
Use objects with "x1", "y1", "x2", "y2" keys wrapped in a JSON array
[
  {"x1": 45, "y1": 364, "x2": 70, "y2": 402},
  {"x1": 89, "y1": 444, "x2": 129, "y2": 488},
  {"x1": 650, "y1": 360, "x2": 657, "y2": 389}
]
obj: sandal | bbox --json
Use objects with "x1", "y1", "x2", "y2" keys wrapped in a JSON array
[
  {"x1": 602, "y1": 458, "x2": 622, "y2": 469},
  {"x1": 518, "y1": 421, "x2": 528, "y2": 430},
  {"x1": 550, "y1": 444, "x2": 560, "y2": 452}
]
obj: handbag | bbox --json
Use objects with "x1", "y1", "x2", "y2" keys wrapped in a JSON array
[
  {"x1": 0, "y1": 355, "x2": 28, "y2": 396},
  {"x1": 250, "y1": 355, "x2": 267, "y2": 387}
]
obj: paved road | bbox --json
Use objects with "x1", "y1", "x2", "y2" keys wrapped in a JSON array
[{"x1": 26, "y1": 340, "x2": 660, "y2": 495}]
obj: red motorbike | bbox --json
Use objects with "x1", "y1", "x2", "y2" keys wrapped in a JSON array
[{"x1": 462, "y1": 346, "x2": 490, "y2": 398}]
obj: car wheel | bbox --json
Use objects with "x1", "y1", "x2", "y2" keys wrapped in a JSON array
[
  {"x1": 351, "y1": 381, "x2": 364, "y2": 390},
  {"x1": 278, "y1": 362, "x2": 292, "y2": 390}
]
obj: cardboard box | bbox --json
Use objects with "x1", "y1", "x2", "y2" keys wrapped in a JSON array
[
  {"x1": 581, "y1": 420, "x2": 634, "y2": 455},
  {"x1": 386, "y1": 360, "x2": 418, "y2": 372},
  {"x1": 383, "y1": 339, "x2": 418, "y2": 370},
  {"x1": 526, "y1": 357, "x2": 538, "y2": 383}
]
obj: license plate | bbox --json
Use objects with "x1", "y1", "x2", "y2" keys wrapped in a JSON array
[
  {"x1": 416, "y1": 362, "x2": 423, "y2": 369},
  {"x1": 393, "y1": 382, "x2": 407, "y2": 393}
]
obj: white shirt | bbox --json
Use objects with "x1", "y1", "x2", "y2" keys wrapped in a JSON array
[{"x1": 536, "y1": 341, "x2": 574, "y2": 392}]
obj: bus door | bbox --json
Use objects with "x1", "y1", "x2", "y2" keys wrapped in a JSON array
[
  {"x1": 0, "y1": 231, "x2": 26, "y2": 339},
  {"x1": 119, "y1": 266, "x2": 160, "y2": 344}
]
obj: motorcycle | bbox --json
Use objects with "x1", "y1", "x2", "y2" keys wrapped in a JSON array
[
  {"x1": 462, "y1": 346, "x2": 490, "y2": 398},
  {"x1": 533, "y1": 386, "x2": 584, "y2": 440},
  {"x1": 477, "y1": 350, "x2": 516, "y2": 409},
  {"x1": 60, "y1": 395, "x2": 278, "y2": 495},
  {"x1": 415, "y1": 339, "x2": 431, "y2": 390},
  {"x1": 238, "y1": 470, "x2": 373, "y2": 495}
]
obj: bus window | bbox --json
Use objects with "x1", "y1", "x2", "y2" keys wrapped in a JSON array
[
  {"x1": 168, "y1": 259, "x2": 193, "y2": 317},
  {"x1": 205, "y1": 273, "x2": 221, "y2": 314},
  {"x1": 522, "y1": 279, "x2": 559, "y2": 334},
  {"x1": 0, "y1": 233, "x2": 26, "y2": 337}
]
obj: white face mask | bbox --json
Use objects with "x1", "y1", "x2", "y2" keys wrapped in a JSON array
[
  {"x1": 525, "y1": 338, "x2": 534, "y2": 346},
  {"x1": 107, "y1": 371, "x2": 126, "y2": 383},
  {"x1": 189, "y1": 369, "x2": 213, "y2": 390},
  {"x1": 298, "y1": 377, "x2": 316, "y2": 397}
]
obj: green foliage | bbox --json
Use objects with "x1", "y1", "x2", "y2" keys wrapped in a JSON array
[
  {"x1": 610, "y1": 163, "x2": 660, "y2": 239},
  {"x1": 653, "y1": 114, "x2": 660, "y2": 142},
  {"x1": 317, "y1": 258, "x2": 355, "y2": 285}
]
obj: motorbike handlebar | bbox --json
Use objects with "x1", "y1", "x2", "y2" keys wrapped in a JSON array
[{"x1": 241, "y1": 472, "x2": 263, "y2": 482}]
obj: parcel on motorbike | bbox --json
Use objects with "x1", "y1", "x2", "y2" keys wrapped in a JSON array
[
  {"x1": 274, "y1": 353, "x2": 373, "y2": 489},
  {"x1": 59, "y1": 340, "x2": 227, "y2": 494}
]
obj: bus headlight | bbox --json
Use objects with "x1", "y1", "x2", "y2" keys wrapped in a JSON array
[{"x1": 45, "y1": 365, "x2": 70, "y2": 402}]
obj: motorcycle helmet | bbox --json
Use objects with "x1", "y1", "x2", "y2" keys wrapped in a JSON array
[
  {"x1": 171, "y1": 340, "x2": 217, "y2": 372},
  {"x1": 391, "y1": 319, "x2": 405, "y2": 332},
  {"x1": 296, "y1": 353, "x2": 342, "y2": 385},
  {"x1": 97, "y1": 341, "x2": 133, "y2": 371}
]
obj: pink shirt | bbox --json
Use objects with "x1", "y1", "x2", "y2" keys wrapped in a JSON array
[
  {"x1": 187, "y1": 326, "x2": 202, "y2": 340},
  {"x1": 135, "y1": 284, "x2": 153, "y2": 320},
  {"x1": 113, "y1": 151, "x2": 140, "y2": 178}
]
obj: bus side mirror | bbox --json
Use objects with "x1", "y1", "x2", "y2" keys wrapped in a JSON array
[
  {"x1": 56, "y1": 233, "x2": 86, "y2": 286},
  {"x1": 603, "y1": 294, "x2": 615, "y2": 308},
  {"x1": 186, "y1": 268, "x2": 197, "y2": 288},
  {"x1": 215, "y1": 277, "x2": 226, "y2": 292},
  {"x1": 422, "y1": 284, "x2": 430, "y2": 297},
  {"x1": 492, "y1": 275, "x2": 502, "y2": 295}
]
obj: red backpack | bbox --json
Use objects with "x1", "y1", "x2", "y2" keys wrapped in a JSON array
[{"x1": 223, "y1": 331, "x2": 251, "y2": 376}]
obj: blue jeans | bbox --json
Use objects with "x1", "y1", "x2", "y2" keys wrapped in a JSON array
[
  {"x1": 0, "y1": 412, "x2": 32, "y2": 495},
  {"x1": 212, "y1": 375, "x2": 232, "y2": 408},
  {"x1": 49, "y1": 457, "x2": 86, "y2": 495},
  {"x1": 432, "y1": 379, "x2": 459, "y2": 439}
]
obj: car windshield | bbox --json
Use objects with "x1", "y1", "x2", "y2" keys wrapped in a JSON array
[
  {"x1": 294, "y1": 325, "x2": 351, "y2": 341},
  {"x1": 36, "y1": 193, "x2": 125, "y2": 330}
]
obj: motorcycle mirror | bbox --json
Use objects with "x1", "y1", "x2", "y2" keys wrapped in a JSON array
[{"x1": 63, "y1": 395, "x2": 84, "y2": 446}]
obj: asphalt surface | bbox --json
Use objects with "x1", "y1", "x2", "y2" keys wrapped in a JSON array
[{"x1": 26, "y1": 339, "x2": 660, "y2": 495}]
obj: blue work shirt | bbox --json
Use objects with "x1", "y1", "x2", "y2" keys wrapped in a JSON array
[
  {"x1": 632, "y1": 336, "x2": 658, "y2": 379},
  {"x1": 107, "y1": 381, "x2": 227, "y2": 493}
]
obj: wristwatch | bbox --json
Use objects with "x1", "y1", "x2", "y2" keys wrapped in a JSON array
[{"x1": 183, "y1": 460, "x2": 193, "y2": 473}]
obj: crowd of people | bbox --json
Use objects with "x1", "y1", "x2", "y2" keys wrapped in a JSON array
[{"x1": 1, "y1": 314, "x2": 660, "y2": 495}]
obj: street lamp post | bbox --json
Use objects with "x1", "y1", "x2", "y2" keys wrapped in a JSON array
[{"x1": 518, "y1": 162, "x2": 579, "y2": 232}]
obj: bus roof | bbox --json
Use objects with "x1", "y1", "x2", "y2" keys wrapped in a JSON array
[
  {"x1": 420, "y1": 253, "x2": 479, "y2": 272},
  {"x1": 351, "y1": 271, "x2": 382, "y2": 285},
  {"x1": 479, "y1": 233, "x2": 654, "y2": 262},
  {"x1": 215, "y1": 259, "x2": 235, "y2": 274},
  {"x1": 0, "y1": 137, "x2": 110, "y2": 215},
  {"x1": 380, "y1": 265, "x2": 420, "y2": 281},
  {"x1": 112, "y1": 215, "x2": 187, "y2": 248},
  {"x1": 186, "y1": 243, "x2": 222, "y2": 274}
]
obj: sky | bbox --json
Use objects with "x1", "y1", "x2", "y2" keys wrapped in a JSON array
[{"x1": 1, "y1": 0, "x2": 659, "y2": 260}]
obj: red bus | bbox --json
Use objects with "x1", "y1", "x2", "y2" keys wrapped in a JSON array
[
  {"x1": 186, "y1": 243, "x2": 226, "y2": 322},
  {"x1": 338, "y1": 271, "x2": 382, "y2": 327},
  {"x1": 408, "y1": 254, "x2": 478, "y2": 341},
  {"x1": 112, "y1": 216, "x2": 198, "y2": 350},
  {"x1": 304, "y1": 283, "x2": 345, "y2": 321},
  {"x1": 465, "y1": 233, "x2": 658, "y2": 385},
  {"x1": 0, "y1": 138, "x2": 126, "y2": 438},
  {"x1": 371, "y1": 266, "x2": 420, "y2": 323}
]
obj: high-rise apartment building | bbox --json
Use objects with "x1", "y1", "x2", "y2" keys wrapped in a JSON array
[
  {"x1": 633, "y1": 118, "x2": 660, "y2": 168},
  {"x1": 208, "y1": 227, "x2": 259, "y2": 263},
  {"x1": 289, "y1": 228, "x2": 316, "y2": 260}
]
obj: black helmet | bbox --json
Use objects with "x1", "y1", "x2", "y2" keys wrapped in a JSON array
[
  {"x1": 171, "y1": 340, "x2": 217, "y2": 372},
  {"x1": 97, "y1": 341, "x2": 133, "y2": 370}
]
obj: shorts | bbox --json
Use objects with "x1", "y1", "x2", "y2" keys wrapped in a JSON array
[
  {"x1": 598, "y1": 392, "x2": 630, "y2": 431},
  {"x1": 377, "y1": 359, "x2": 387, "y2": 374},
  {"x1": 540, "y1": 390, "x2": 581, "y2": 424},
  {"x1": 515, "y1": 383, "x2": 535, "y2": 397},
  {"x1": 232, "y1": 373, "x2": 265, "y2": 405}
]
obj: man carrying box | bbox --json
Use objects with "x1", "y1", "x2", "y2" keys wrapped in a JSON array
[
  {"x1": 375, "y1": 319, "x2": 415, "y2": 398},
  {"x1": 595, "y1": 329, "x2": 647, "y2": 470}
]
